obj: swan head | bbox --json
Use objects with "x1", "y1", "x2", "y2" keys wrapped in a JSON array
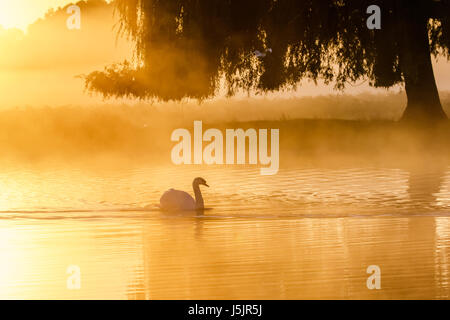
[{"x1": 193, "y1": 177, "x2": 209, "y2": 188}]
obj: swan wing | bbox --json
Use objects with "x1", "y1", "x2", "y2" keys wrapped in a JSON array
[{"x1": 160, "y1": 189, "x2": 196, "y2": 211}]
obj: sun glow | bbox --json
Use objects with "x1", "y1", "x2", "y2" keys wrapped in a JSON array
[{"x1": 0, "y1": 0, "x2": 75, "y2": 31}]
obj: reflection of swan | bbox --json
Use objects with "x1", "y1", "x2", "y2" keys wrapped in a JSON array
[{"x1": 160, "y1": 177, "x2": 209, "y2": 211}]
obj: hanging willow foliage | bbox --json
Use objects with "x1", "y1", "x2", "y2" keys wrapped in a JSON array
[{"x1": 84, "y1": 0, "x2": 450, "y2": 101}]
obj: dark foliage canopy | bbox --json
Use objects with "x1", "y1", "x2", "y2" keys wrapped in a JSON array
[{"x1": 85, "y1": 0, "x2": 450, "y2": 101}]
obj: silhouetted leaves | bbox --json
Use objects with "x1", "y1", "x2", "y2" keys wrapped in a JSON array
[{"x1": 85, "y1": 0, "x2": 450, "y2": 101}]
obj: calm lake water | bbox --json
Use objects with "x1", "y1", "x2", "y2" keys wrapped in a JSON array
[{"x1": 0, "y1": 159, "x2": 450, "y2": 299}]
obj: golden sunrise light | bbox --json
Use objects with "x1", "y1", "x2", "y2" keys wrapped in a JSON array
[
  {"x1": 0, "y1": 0, "x2": 76, "y2": 30},
  {"x1": 0, "y1": 0, "x2": 450, "y2": 305}
]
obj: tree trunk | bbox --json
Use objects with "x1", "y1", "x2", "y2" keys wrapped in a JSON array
[{"x1": 398, "y1": 5, "x2": 447, "y2": 121}]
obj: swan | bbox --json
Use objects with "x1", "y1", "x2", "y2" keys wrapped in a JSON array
[{"x1": 159, "y1": 177, "x2": 209, "y2": 211}]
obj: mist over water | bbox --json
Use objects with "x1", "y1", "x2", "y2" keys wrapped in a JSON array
[
  {"x1": 0, "y1": 153, "x2": 450, "y2": 299},
  {"x1": 1, "y1": 0, "x2": 450, "y2": 300},
  {"x1": 0, "y1": 87, "x2": 449, "y2": 299}
]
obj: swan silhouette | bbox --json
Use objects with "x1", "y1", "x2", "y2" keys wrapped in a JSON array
[{"x1": 160, "y1": 177, "x2": 209, "y2": 211}]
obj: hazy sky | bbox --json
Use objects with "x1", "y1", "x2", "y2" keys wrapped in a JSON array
[
  {"x1": 0, "y1": 0, "x2": 89, "y2": 30},
  {"x1": 0, "y1": 0, "x2": 448, "y2": 108}
]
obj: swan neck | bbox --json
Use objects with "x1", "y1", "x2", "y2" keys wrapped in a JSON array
[{"x1": 193, "y1": 183, "x2": 204, "y2": 209}]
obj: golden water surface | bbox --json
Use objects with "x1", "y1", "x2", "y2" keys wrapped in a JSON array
[{"x1": 0, "y1": 160, "x2": 450, "y2": 299}]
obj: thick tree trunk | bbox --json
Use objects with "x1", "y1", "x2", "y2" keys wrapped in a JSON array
[{"x1": 398, "y1": 5, "x2": 447, "y2": 121}]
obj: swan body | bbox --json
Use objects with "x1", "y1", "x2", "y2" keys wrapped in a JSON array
[
  {"x1": 160, "y1": 189, "x2": 196, "y2": 211},
  {"x1": 160, "y1": 177, "x2": 208, "y2": 211}
]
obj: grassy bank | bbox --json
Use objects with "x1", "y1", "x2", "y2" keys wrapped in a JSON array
[{"x1": 0, "y1": 93, "x2": 448, "y2": 166}]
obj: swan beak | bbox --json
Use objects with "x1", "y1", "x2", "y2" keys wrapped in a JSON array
[{"x1": 204, "y1": 183, "x2": 209, "y2": 187}]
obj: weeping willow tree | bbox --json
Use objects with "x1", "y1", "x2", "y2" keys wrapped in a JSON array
[{"x1": 85, "y1": 0, "x2": 450, "y2": 120}]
